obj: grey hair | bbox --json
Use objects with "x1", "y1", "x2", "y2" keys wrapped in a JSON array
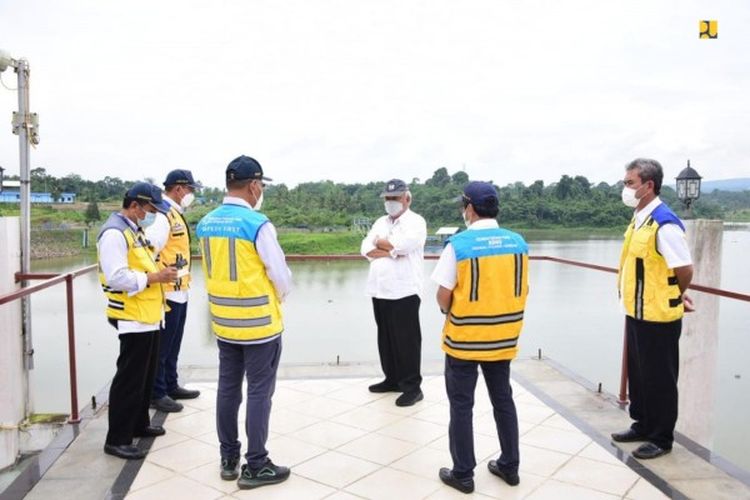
[{"x1": 625, "y1": 158, "x2": 663, "y2": 195}]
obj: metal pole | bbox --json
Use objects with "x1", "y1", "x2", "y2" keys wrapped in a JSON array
[
  {"x1": 618, "y1": 319, "x2": 629, "y2": 405},
  {"x1": 65, "y1": 275, "x2": 80, "y2": 424},
  {"x1": 17, "y1": 60, "x2": 34, "y2": 384}
]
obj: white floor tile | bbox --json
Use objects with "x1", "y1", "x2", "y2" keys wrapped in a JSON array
[
  {"x1": 126, "y1": 475, "x2": 224, "y2": 500},
  {"x1": 286, "y1": 396, "x2": 357, "y2": 420},
  {"x1": 577, "y1": 441, "x2": 625, "y2": 467},
  {"x1": 293, "y1": 450, "x2": 381, "y2": 488},
  {"x1": 390, "y1": 446, "x2": 452, "y2": 480},
  {"x1": 269, "y1": 408, "x2": 321, "y2": 434},
  {"x1": 525, "y1": 479, "x2": 620, "y2": 500},
  {"x1": 519, "y1": 443, "x2": 574, "y2": 477},
  {"x1": 146, "y1": 439, "x2": 217, "y2": 472},
  {"x1": 474, "y1": 470, "x2": 547, "y2": 499},
  {"x1": 289, "y1": 420, "x2": 368, "y2": 449},
  {"x1": 552, "y1": 456, "x2": 639, "y2": 496},
  {"x1": 163, "y1": 409, "x2": 217, "y2": 437},
  {"x1": 521, "y1": 425, "x2": 591, "y2": 455},
  {"x1": 183, "y1": 462, "x2": 239, "y2": 495},
  {"x1": 345, "y1": 467, "x2": 442, "y2": 500},
  {"x1": 376, "y1": 417, "x2": 447, "y2": 445},
  {"x1": 331, "y1": 405, "x2": 405, "y2": 432},
  {"x1": 129, "y1": 462, "x2": 176, "y2": 492},
  {"x1": 266, "y1": 434, "x2": 327, "y2": 466},
  {"x1": 625, "y1": 478, "x2": 670, "y2": 499},
  {"x1": 337, "y1": 433, "x2": 421, "y2": 465}
]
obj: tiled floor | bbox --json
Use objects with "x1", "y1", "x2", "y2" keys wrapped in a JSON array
[{"x1": 125, "y1": 376, "x2": 667, "y2": 499}]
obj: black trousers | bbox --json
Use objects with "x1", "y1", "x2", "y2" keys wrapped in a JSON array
[
  {"x1": 106, "y1": 331, "x2": 160, "y2": 445},
  {"x1": 372, "y1": 295, "x2": 422, "y2": 393},
  {"x1": 445, "y1": 355, "x2": 519, "y2": 479},
  {"x1": 626, "y1": 315, "x2": 682, "y2": 449}
]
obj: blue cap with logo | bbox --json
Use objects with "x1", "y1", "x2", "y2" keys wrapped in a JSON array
[
  {"x1": 125, "y1": 182, "x2": 169, "y2": 214},
  {"x1": 380, "y1": 178, "x2": 409, "y2": 197},
  {"x1": 461, "y1": 181, "x2": 499, "y2": 208},
  {"x1": 163, "y1": 169, "x2": 202, "y2": 190},
  {"x1": 226, "y1": 155, "x2": 273, "y2": 182}
]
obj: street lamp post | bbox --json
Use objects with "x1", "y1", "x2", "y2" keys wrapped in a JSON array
[
  {"x1": 1, "y1": 49, "x2": 39, "y2": 383},
  {"x1": 676, "y1": 160, "x2": 702, "y2": 219}
]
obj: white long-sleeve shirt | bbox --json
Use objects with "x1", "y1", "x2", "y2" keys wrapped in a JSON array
[
  {"x1": 222, "y1": 196, "x2": 293, "y2": 301},
  {"x1": 97, "y1": 213, "x2": 161, "y2": 334},
  {"x1": 360, "y1": 208, "x2": 427, "y2": 299},
  {"x1": 145, "y1": 195, "x2": 188, "y2": 304}
]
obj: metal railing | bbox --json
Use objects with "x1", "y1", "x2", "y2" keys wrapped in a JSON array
[{"x1": 1, "y1": 254, "x2": 749, "y2": 425}]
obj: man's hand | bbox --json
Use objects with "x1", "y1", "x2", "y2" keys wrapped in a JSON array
[
  {"x1": 682, "y1": 292, "x2": 695, "y2": 313},
  {"x1": 366, "y1": 249, "x2": 391, "y2": 259},
  {"x1": 148, "y1": 266, "x2": 178, "y2": 284},
  {"x1": 375, "y1": 238, "x2": 394, "y2": 252}
]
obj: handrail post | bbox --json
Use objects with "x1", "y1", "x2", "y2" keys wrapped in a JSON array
[
  {"x1": 618, "y1": 319, "x2": 629, "y2": 405},
  {"x1": 65, "y1": 274, "x2": 80, "y2": 424}
]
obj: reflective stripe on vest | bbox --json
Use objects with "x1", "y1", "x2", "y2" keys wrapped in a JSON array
[
  {"x1": 97, "y1": 212, "x2": 164, "y2": 324},
  {"x1": 618, "y1": 203, "x2": 685, "y2": 323},
  {"x1": 157, "y1": 206, "x2": 192, "y2": 292},
  {"x1": 442, "y1": 227, "x2": 529, "y2": 362},
  {"x1": 196, "y1": 203, "x2": 284, "y2": 343}
]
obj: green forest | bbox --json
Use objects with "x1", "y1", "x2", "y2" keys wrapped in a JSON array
[{"x1": 5, "y1": 166, "x2": 750, "y2": 230}]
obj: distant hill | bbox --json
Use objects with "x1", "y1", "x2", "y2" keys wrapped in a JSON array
[{"x1": 699, "y1": 178, "x2": 750, "y2": 193}]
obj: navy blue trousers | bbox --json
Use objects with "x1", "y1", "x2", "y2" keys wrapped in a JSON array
[
  {"x1": 152, "y1": 300, "x2": 188, "y2": 399},
  {"x1": 626, "y1": 316, "x2": 681, "y2": 449},
  {"x1": 445, "y1": 355, "x2": 519, "y2": 479},
  {"x1": 216, "y1": 336, "x2": 281, "y2": 468}
]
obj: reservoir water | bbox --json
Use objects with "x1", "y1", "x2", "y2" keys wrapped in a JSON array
[{"x1": 27, "y1": 226, "x2": 750, "y2": 470}]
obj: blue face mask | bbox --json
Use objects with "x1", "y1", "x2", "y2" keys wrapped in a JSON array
[{"x1": 142, "y1": 211, "x2": 157, "y2": 227}]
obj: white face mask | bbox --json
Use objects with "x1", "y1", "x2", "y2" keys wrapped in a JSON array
[
  {"x1": 253, "y1": 191, "x2": 264, "y2": 211},
  {"x1": 180, "y1": 192, "x2": 195, "y2": 209},
  {"x1": 384, "y1": 201, "x2": 403, "y2": 217},
  {"x1": 142, "y1": 211, "x2": 157, "y2": 227},
  {"x1": 621, "y1": 186, "x2": 640, "y2": 208},
  {"x1": 462, "y1": 210, "x2": 471, "y2": 228}
]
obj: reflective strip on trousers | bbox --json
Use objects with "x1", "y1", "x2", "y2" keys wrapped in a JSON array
[
  {"x1": 444, "y1": 336, "x2": 518, "y2": 351},
  {"x1": 208, "y1": 294, "x2": 269, "y2": 307},
  {"x1": 212, "y1": 315, "x2": 272, "y2": 328}
]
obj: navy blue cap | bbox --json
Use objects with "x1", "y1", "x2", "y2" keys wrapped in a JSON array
[
  {"x1": 125, "y1": 182, "x2": 169, "y2": 213},
  {"x1": 163, "y1": 169, "x2": 202, "y2": 190},
  {"x1": 461, "y1": 181, "x2": 499, "y2": 208},
  {"x1": 226, "y1": 155, "x2": 272, "y2": 182},
  {"x1": 380, "y1": 178, "x2": 409, "y2": 197}
]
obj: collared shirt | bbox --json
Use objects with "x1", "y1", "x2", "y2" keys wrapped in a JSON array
[
  {"x1": 97, "y1": 213, "x2": 161, "y2": 334},
  {"x1": 619, "y1": 196, "x2": 692, "y2": 313},
  {"x1": 633, "y1": 197, "x2": 692, "y2": 269},
  {"x1": 431, "y1": 219, "x2": 499, "y2": 290},
  {"x1": 222, "y1": 196, "x2": 292, "y2": 301},
  {"x1": 360, "y1": 208, "x2": 427, "y2": 299},
  {"x1": 145, "y1": 195, "x2": 188, "y2": 304}
]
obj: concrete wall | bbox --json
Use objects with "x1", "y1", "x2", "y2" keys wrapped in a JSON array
[
  {"x1": 677, "y1": 219, "x2": 723, "y2": 448},
  {"x1": 0, "y1": 217, "x2": 25, "y2": 470}
]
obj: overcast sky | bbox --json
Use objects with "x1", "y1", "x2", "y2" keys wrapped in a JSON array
[{"x1": 1, "y1": 0, "x2": 748, "y2": 190}]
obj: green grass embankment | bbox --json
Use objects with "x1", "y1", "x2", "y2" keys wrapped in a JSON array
[{"x1": 278, "y1": 232, "x2": 362, "y2": 255}]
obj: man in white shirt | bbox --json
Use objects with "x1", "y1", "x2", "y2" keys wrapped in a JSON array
[
  {"x1": 360, "y1": 179, "x2": 427, "y2": 407},
  {"x1": 611, "y1": 158, "x2": 694, "y2": 460},
  {"x1": 146, "y1": 169, "x2": 202, "y2": 413},
  {"x1": 97, "y1": 182, "x2": 178, "y2": 460}
]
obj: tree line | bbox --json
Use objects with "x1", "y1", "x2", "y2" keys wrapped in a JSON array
[{"x1": 7, "y1": 166, "x2": 747, "y2": 229}]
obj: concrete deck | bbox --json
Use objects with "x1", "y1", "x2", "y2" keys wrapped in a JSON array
[{"x1": 9, "y1": 358, "x2": 750, "y2": 500}]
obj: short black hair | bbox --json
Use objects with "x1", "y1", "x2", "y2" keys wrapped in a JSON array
[
  {"x1": 462, "y1": 197, "x2": 499, "y2": 219},
  {"x1": 226, "y1": 178, "x2": 253, "y2": 191},
  {"x1": 122, "y1": 197, "x2": 149, "y2": 210}
]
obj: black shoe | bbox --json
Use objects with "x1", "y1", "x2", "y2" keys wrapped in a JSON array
[
  {"x1": 611, "y1": 428, "x2": 647, "y2": 443},
  {"x1": 488, "y1": 460, "x2": 519, "y2": 486},
  {"x1": 104, "y1": 444, "x2": 145, "y2": 460},
  {"x1": 134, "y1": 425, "x2": 166, "y2": 438},
  {"x1": 237, "y1": 460, "x2": 290, "y2": 489},
  {"x1": 169, "y1": 386, "x2": 201, "y2": 400},
  {"x1": 220, "y1": 456, "x2": 240, "y2": 481},
  {"x1": 632, "y1": 442, "x2": 671, "y2": 460},
  {"x1": 368, "y1": 380, "x2": 399, "y2": 393},
  {"x1": 150, "y1": 395, "x2": 184, "y2": 413},
  {"x1": 395, "y1": 390, "x2": 423, "y2": 407},
  {"x1": 439, "y1": 467, "x2": 474, "y2": 494}
]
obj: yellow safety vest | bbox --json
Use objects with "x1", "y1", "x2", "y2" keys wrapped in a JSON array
[
  {"x1": 156, "y1": 206, "x2": 192, "y2": 292},
  {"x1": 196, "y1": 203, "x2": 283, "y2": 343},
  {"x1": 442, "y1": 228, "x2": 529, "y2": 362},
  {"x1": 618, "y1": 203, "x2": 685, "y2": 323},
  {"x1": 97, "y1": 213, "x2": 164, "y2": 324}
]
